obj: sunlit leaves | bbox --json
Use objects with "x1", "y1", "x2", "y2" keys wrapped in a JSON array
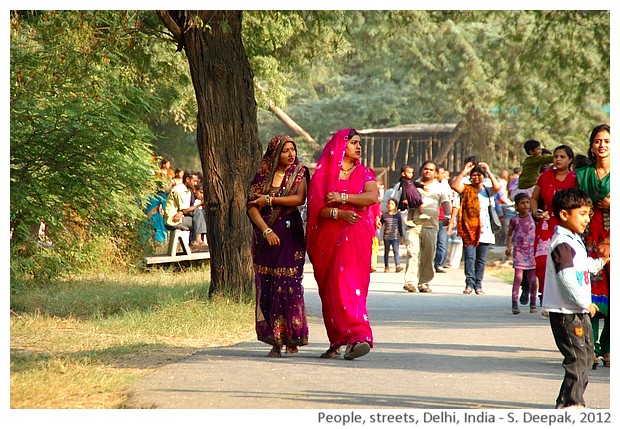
[{"x1": 10, "y1": 11, "x2": 159, "y2": 243}]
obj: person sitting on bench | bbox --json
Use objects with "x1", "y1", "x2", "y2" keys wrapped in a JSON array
[{"x1": 164, "y1": 170, "x2": 200, "y2": 233}]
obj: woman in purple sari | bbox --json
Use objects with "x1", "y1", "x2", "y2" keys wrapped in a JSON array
[
  {"x1": 307, "y1": 128, "x2": 378, "y2": 360},
  {"x1": 247, "y1": 134, "x2": 310, "y2": 357}
]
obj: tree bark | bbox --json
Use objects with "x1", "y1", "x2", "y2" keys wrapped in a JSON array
[{"x1": 158, "y1": 10, "x2": 262, "y2": 299}]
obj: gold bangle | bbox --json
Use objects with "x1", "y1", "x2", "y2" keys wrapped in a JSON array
[
  {"x1": 341, "y1": 192, "x2": 347, "y2": 205},
  {"x1": 331, "y1": 208, "x2": 339, "y2": 219},
  {"x1": 262, "y1": 228, "x2": 273, "y2": 238},
  {"x1": 265, "y1": 195, "x2": 272, "y2": 206}
]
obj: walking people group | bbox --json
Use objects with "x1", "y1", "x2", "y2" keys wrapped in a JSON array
[
  {"x1": 244, "y1": 124, "x2": 610, "y2": 408},
  {"x1": 248, "y1": 128, "x2": 377, "y2": 361}
]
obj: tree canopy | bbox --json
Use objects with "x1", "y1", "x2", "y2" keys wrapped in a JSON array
[
  {"x1": 256, "y1": 11, "x2": 609, "y2": 166},
  {"x1": 10, "y1": 11, "x2": 181, "y2": 282}
]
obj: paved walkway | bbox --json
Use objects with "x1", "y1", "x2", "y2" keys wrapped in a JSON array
[{"x1": 123, "y1": 246, "x2": 609, "y2": 410}]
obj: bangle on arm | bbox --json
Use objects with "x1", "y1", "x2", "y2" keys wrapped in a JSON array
[
  {"x1": 341, "y1": 192, "x2": 348, "y2": 205},
  {"x1": 265, "y1": 195, "x2": 272, "y2": 206},
  {"x1": 262, "y1": 228, "x2": 273, "y2": 238},
  {"x1": 330, "y1": 208, "x2": 339, "y2": 219}
]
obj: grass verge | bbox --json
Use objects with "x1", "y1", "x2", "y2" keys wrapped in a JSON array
[{"x1": 10, "y1": 268, "x2": 255, "y2": 408}]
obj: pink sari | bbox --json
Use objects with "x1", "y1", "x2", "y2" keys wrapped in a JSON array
[{"x1": 307, "y1": 129, "x2": 375, "y2": 348}]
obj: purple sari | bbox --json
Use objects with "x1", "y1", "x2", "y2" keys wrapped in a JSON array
[{"x1": 247, "y1": 135, "x2": 309, "y2": 348}]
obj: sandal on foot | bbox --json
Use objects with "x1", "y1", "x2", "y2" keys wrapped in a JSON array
[
  {"x1": 285, "y1": 345, "x2": 298, "y2": 354},
  {"x1": 320, "y1": 346, "x2": 341, "y2": 359},
  {"x1": 603, "y1": 353, "x2": 610, "y2": 367},
  {"x1": 344, "y1": 342, "x2": 371, "y2": 360},
  {"x1": 512, "y1": 306, "x2": 521, "y2": 314},
  {"x1": 267, "y1": 346, "x2": 281, "y2": 357},
  {"x1": 403, "y1": 284, "x2": 417, "y2": 293}
]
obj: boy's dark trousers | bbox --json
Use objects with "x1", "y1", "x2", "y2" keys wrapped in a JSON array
[{"x1": 549, "y1": 312, "x2": 595, "y2": 408}]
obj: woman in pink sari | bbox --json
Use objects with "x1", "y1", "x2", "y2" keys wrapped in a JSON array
[{"x1": 307, "y1": 128, "x2": 378, "y2": 360}]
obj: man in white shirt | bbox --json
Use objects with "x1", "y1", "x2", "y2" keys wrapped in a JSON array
[
  {"x1": 403, "y1": 161, "x2": 451, "y2": 293},
  {"x1": 164, "y1": 171, "x2": 200, "y2": 231}
]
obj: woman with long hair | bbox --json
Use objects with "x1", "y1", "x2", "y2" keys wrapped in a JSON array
[
  {"x1": 530, "y1": 144, "x2": 576, "y2": 304},
  {"x1": 576, "y1": 124, "x2": 610, "y2": 367},
  {"x1": 247, "y1": 134, "x2": 310, "y2": 357},
  {"x1": 306, "y1": 128, "x2": 378, "y2": 360}
]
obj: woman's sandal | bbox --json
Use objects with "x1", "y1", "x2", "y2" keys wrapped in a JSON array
[
  {"x1": 319, "y1": 346, "x2": 341, "y2": 359},
  {"x1": 285, "y1": 345, "x2": 298, "y2": 354},
  {"x1": 344, "y1": 342, "x2": 371, "y2": 360},
  {"x1": 267, "y1": 346, "x2": 281, "y2": 357}
]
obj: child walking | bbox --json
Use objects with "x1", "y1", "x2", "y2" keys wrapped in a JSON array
[
  {"x1": 380, "y1": 198, "x2": 404, "y2": 272},
  {"x1": 505, "y1": 193, "x2": 537, "y2": 314},
  {"x1": 543, "y1": 188, "x2": 609, "y2": 409}
]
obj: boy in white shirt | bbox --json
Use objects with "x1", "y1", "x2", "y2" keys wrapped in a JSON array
[{"x1": 543, "y1": 188, "x2": 610, "y2": 409}]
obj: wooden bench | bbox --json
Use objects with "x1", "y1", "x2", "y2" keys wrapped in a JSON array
[{"x1": 144, "y1": 229, "x2": 210, "y2": 265}]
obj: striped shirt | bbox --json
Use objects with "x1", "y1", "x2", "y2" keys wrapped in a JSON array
[{"x1": 380, "y1": 212, "x2": 403, "y2": 240}]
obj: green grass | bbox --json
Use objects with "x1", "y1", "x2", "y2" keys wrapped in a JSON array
[
  {"x1": 10, "y1": 267, "x2": 255, "y2": 408},
  {"x1": 486, "y1": 265, "x2": 515, "y2": 285}
]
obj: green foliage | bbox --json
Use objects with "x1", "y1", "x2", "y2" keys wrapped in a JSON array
[
  {"x1": 243, "y1": 10, "x2": 351, "y2": 147},
  {"x1": 255, "y1": 11, "x2": 609, "y2": 166},
  {"x1": 10, "y1": 11, "x2": 164, "y2": 284},
  {"x1": 244, "y1": 10, "x2": 350, "y2": 110}
]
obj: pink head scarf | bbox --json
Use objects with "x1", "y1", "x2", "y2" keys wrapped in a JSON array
[{"x1": 306, "y1": 128, "x2": 360, "y2": 245}]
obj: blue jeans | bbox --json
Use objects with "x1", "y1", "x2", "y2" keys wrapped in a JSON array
[
  {"x1": 383, "y1": 238, "x2": 400, "y2": 268},
  {"x1": 434, "y1": 223, "x2": 448, "y2": 269},
  {"x1": 463, "y1": 243, "x2": 490, "y2": 291}
]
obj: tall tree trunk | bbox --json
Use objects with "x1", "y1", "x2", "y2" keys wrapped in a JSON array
[{"x1": 158, "y1": 11, "x2": 262, "y2": 299}]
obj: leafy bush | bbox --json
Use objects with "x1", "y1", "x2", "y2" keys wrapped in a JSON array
[{"x1": 10, "y1": 11, "x2": 165, "y2": 285}]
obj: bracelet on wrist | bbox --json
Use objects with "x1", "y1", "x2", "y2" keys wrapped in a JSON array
[
  {"x1": 265, "y1": 195, "x2": 272, "y2": 206},
  {"x1": 341, "y1": 192, "x2": 347, "y2": 205},
  {"x1": 330, "y1": 208, "x2": 339, "y2": 219},
  {"x1": 262, "y1": 228, "x2": 273, "y2": 238}
]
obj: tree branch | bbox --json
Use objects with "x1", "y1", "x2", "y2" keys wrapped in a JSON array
[{"x1": 156, "y1": 10, "x2": 185, "y2": 51}]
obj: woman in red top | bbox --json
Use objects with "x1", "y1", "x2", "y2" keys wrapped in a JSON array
[{"x1": 530, "y1": 144, "x2": 576, "y2": 302}]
